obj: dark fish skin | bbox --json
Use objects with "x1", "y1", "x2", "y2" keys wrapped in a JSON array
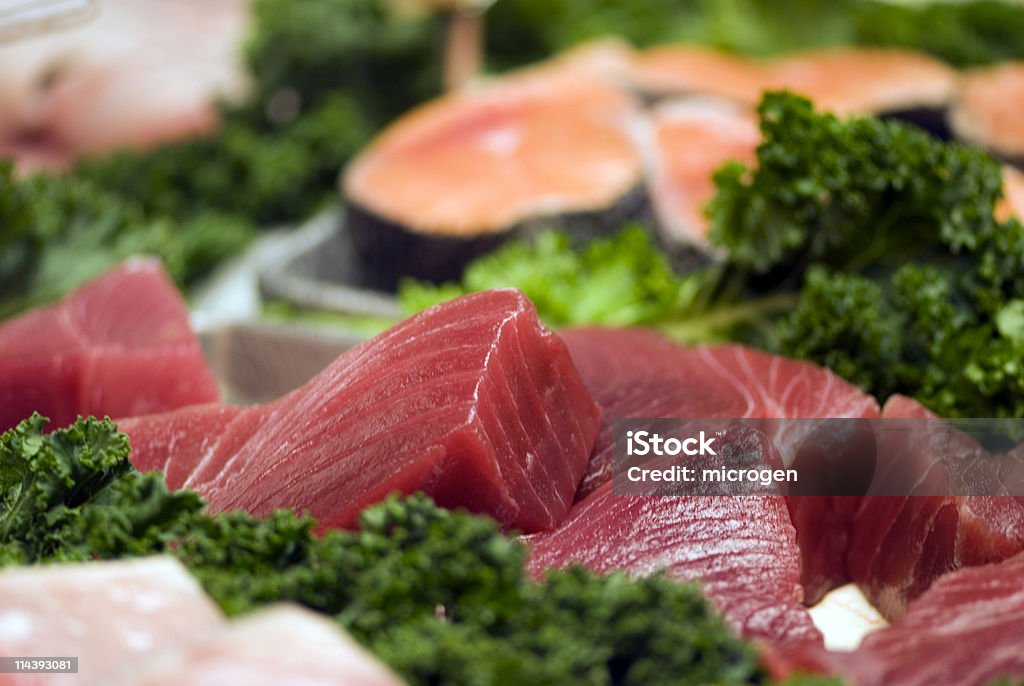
[{"x1": 346, "y1": 186, "x2": 650, "y2": 291}]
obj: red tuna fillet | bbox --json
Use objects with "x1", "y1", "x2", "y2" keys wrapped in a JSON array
[
  {"x1": 559, "y1": 328, "x2": 880, "y2": 498},
  {"x1": 839, "y1": 552, "x2": 1024, "y2": 686},
  {"x1": 559, "y1": 327, "x2": 879, "y2": 606},
  {"x1": 0, "y1": 557, "x2": 224, "y2": 686},
  {"x1": 523, "y1": 482, "x2": 822, "y2": 645},
  {"x1": 111, "y1": 606, "x2": 402, "y2": 686},
  {"x1": 846, "y1": 395, "x2": 1024, "y2": 620},
  {"x1": 0, "y1": 259, "x2": 219, "y2": 432},
  {"x1": 122, "y1": 289, "x2": 601, "y2": 533},
  {"x1": 539, "y1": 327, "x2": 881, "y2": 644}
]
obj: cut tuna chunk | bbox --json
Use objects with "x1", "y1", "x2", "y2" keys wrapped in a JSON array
[
  {"x1": 839, "y1": 552, "x2": 1024, "y2": 686},
  {"x1": 123, "y1": 289, "x2": 601, "y2": 533},
  {"x1": 559, "y1": 328, "x2": 880, "y2": 499},
  {"x1": 640, "y1": 97, "x2": 760, "y2": 246},
  {"x1": 559, "y1": 327, "x2": 879, "y2": 607},
  {"x1": 537, "y1": 327, "x2": 884, "y2": 644},
  {"x1": 0, "y1": 557, "x2": 224, "y2": 686},
  {"x1": 845, "y1": 395, "x2": 1024, "y2": 620},
  {"x1": 111, "y1": 605, "x2": 402, "y2": 686},
  {"x1": 523, "y1": 483, "x2": 822, "y2": 645},
  {"x1": 0, "y1": 259, "x2": 220, "y2": 433}
]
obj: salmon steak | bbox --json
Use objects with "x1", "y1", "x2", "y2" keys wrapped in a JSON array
[
  {"x1": 343, "y1": 64, "x2": 645, "y2": 287},
  {"x1": 641, "y1": 97, "x2": 760, "y2": 246},
  {"x1": 628, "y1": 46, "x2": 956, "y2": 118}
]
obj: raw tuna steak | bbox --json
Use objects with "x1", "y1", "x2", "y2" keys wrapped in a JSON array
[
  {"x1": 845, "y1": 395, "x2": 1024, "y2": 620},
  {"x1": 559, "y1": 328, "x2": 880, "y2": 499},
  {"x1": 123, "y1": 289, "x2": 601, "y2": 533},
  {"x1": 111, "y1": 605, "x2": 402, "y2": 686},
  {"x1": 559, "y1": 327, "x2": 879, "y2": 606},
  {"x1": 0, "y1": 259, "x2": 219, "y2": 433},
  {"x1": 523, "y1": 482, "x2": 822, "y2": 645},
  {"x1": 0, "y1": 557, "x2": 224, "y2": 686},
  {"x1": 838, "y1": 552, "x2": 1024, "y2": 686}
]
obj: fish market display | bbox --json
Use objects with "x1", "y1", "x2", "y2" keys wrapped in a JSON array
[
  {"x1": 0, "y1": 259, "x2": 219, "y2": 433},
  {"x1": 123, "y1": 289, "x2": 601, "y2": 533},
  {"x1": 5, "y1": 2, "x2": 1024, "y2": 681},
  {"x1": 343, "y1": 63, "x2": 645, "y2": 288},
  {"x1": 0, "y1": 557, "x2": 224, "y2": 686},
  {"x1": 111, "y1": 606, "x2": 403, "y2": 686}
]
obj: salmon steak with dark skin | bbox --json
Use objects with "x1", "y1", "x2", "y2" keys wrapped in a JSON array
[{"x1": 342, "y1": 63, "x2": 646, "y2": 288}]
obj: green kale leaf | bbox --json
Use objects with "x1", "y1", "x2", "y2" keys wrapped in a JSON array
[
  {"x1": 0, "y1": 414, "x2": 202, "y2": 564},
  {"x1": 399, "y1": 226, "x2": 697, "y2": 328},
  {"x1": 709, "y1": 92, "x2": 1024, "y2": 418}
]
